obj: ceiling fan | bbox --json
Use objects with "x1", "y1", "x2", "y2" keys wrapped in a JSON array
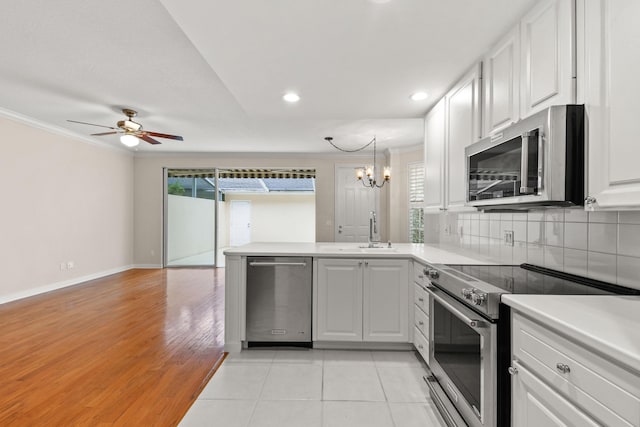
[{"x1": 67, "y1": 108, "x2": 184, "y2": 147}]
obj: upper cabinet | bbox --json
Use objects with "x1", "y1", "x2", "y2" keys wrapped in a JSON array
[
  {"x1": 423, "y1": 64, "x2": 482, "y2": 213},
  {"x1": 483, "y1": 0, "x2": 576, "y2": 136},
  {"x1": 484, "y1": 25, "x2": 520, "y2": 135},
  {"x1": 582, "y1": 0, "x2": 640, "y2": 209},
  {"x1": 446, "y1": 64, "x2": 482, "y2": 210},
  {"x1": 520, "y1": 0, "x2": 576, "y2": 117},
  {"x1": 424, "y1": 98, "x2": 446, "y2": 212}
]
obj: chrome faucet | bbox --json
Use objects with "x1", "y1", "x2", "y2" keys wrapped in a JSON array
[{"x1": 368, "y1": 211, "x2": 380, "y2": 247}]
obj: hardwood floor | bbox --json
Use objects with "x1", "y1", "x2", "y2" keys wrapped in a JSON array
[{"x1": 0, "y1": 268, "x2": 226, "y2": 426}]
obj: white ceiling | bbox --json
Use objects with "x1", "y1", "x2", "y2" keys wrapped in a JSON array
[{"x1": 0, "y1": 0, "x2": 535, "y2": 154}]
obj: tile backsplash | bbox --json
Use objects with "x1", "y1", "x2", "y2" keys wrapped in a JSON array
[{"x1": 426, "y1": 208, "x2": 640, "y2": 290}]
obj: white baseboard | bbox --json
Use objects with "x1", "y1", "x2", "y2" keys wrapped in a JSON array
[
  {"x1": 0, "y1": 265, "x2": 136, "y2": 305},
  {"x1": 133, "y1": 264, "x2": 163, "y2": 269}
]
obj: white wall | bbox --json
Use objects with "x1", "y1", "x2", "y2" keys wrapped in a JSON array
[
  {"x1": 223, "y1": 193, "x2": 315, "y2": 243},
  {"x1": 0, "y1": 116, "x2": 134, "y2": 303},
  {"x1": 167, "y1": 194, "x2": 214, "y2": 262}
]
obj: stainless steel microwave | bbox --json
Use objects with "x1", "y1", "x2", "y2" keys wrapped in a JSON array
[{"x1": 465, "y1": 105, "x2": 585, "y2": 210}]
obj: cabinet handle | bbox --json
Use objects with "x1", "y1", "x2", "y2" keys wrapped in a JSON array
[
  {"x1": 418, "y1": 344, "x2": 424, "y2": 350},
  {"x1": 418, "y1": 274, "x2": 424, "y2": 279},
  {"x1": 418, "y1": 321, "x2": 424, "y2": 326},
  {"x1": 556, "y1": 363, "x2": 571, "y2": 374},
  {"x1": 508, "y1": 366, "x2": 518, "y2": 376},
  {"x1": 365, "y1": 261, "x2": 369, "y2": 267},
  {"x1": 418, "y1": 297, "x2": 424, "y2": 302},
  {"x1": 358, "y1": 261, "x2": 363, "y2": 267}
]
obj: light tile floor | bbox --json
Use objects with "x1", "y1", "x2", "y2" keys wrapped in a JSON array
[{"x1": 179, "y1": 349, "x2": 446, "y2": 427}]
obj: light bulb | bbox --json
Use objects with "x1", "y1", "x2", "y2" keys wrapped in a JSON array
[
  {"x1": 283, "y1": 92, "x2": 300, "y2": 103},
  {"x1": 411, "y1": 92, "x2": 428, "y2": 101},
  {"x1": 365, "y1": 166, "x2": 374, "y2": 178},
  {"x1": 120, "y1": 134, "x2": 140, "y2": 147},
  {"x1": 383, "y1": 166, "x2": 391, "y2": 180},
  {"x1": 356, "y1": 169, "x2": 364, "y2": 180}
]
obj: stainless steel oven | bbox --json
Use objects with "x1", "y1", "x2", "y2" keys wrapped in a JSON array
[
  {"x1": 465, "y1": 104, "x2": 585, "y2": 210},
  {"x1": 425, "y1": 282, "x2": 497, "y2": 427}
]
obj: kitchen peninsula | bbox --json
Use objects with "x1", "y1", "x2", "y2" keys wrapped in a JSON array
[{"x1": 223, "y1": 242, "x2": 491, "y2": 353}]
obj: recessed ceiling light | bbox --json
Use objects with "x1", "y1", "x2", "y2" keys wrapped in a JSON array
[
  {"x1": 411, "y1": 92, "x2": 429, "y2": 101},
  {"x1": 283, "y1": 92, "x2": 300, "y2": 103}
]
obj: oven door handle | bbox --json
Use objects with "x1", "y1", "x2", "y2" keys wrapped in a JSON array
[{"x1": 424, "y1": 286, "x2": 485, "y2": 329}]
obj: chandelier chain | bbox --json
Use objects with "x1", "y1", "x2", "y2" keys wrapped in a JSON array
[{"x1": 324, "y1": 136, "x2": 376, "y2": 153}]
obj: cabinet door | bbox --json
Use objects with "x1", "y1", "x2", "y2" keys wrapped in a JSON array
[
  {"x1": 520, "y1": 0, "x2": 575, "y2": 117},
  {"x1": 362, "y1": 259, "x2": 409, "y2": 342},
  {"x1": 446, "y1": 63, "x2": 482, "y2": 210},
  {"x1": 512, "y1": 361, "x2": 600, "y2": 427},
  {"x1": 583, "y1": 0, "x2": 640, "y2": 208},
  {"x1": 424, "y1": 98, "x2": 446, "y2": 212},
  {"x1": 316, "y1": 259, "x2": 363, "y2": 341},
  {"x1": 484, "y1": 25, "x2": 520, "y2": 135}
]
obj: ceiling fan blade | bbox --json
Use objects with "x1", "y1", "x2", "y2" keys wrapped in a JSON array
[
  {"x1": 67, "y1": 119, "x2": 117, "y2": 130},
  {"x1": 145, "y1": 131, "x2": 184, "y2": 141},
  {"x1": 91, "y1": 131, "x2": 120, "y2": 136},
  {"x1": 139, "y1": 134, "x2": 162, "y2": 145}
]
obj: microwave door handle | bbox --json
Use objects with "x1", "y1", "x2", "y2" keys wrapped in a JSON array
[{"x1": 520, "y1": 131, "x2": 534, "y2": 194}]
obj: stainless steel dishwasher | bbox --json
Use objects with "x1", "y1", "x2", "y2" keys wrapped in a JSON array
[{"x1": 246, "y1": 256, "x2": 312, "y2": 346}]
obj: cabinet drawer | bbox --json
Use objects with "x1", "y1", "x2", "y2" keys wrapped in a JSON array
[
  {"x1": 413, "y1": 262, "x2": 427, "y2": 287},
  {"x1": 414, "y1": 304, "x2": 429, "y2": 339},
  {"x1": 414, "y1": 283, "x2": 429, "y2": 315},
  {"x1": 512, "y1": 313, "x2": 640, "y2": 427},
  {"x1": 414, "y1": 326, "x2": 429, "y2": 363}
]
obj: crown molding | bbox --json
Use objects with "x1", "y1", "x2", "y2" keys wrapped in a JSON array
[{"x1": 0, "y1": 107, "x2": 133, "y2": 155}]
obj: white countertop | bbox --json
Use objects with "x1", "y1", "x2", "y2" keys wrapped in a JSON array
[
  {"x1": 503, "y1": 294, "x2": 640, "y2": 374},
  {"x1": 223, "y1": 242, "x2": 495, "y2": 265}
]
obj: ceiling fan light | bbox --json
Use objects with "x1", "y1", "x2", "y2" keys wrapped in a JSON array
[{"x1": 120, "y1": 134, "x2": 140, "y2": 147}]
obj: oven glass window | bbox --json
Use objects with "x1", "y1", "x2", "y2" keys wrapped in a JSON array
[
  {"x1": 468, "y1": 130, "x2": 539, "y2": 201},
  {"x1": 433, "y1": 299, "x2": 481, "y2": 413}
]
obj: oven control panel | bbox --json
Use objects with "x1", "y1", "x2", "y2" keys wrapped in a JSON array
[{"x1": 461, "y1": 288, "x2": 487, "y2": 306}]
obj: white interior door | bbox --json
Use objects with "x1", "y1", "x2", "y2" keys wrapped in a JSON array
[
  {"x1": 335, "y1": 165, "x2": 377, "y2": 242},
  {"x1": 230, "y1": 200, "x2": 251, "y2": 246}
]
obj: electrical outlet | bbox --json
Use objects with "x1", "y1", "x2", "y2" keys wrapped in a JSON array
[
  {"x1": 504, "y1": 230, "x2": 514, "y2": 246},
  {"x1": 67, "y1": 261, "x2": 74, "y2": 269}
]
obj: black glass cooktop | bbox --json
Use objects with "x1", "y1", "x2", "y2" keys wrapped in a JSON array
[{"x1": 445, "y1": 263, "x2": 640, "y2": 296}]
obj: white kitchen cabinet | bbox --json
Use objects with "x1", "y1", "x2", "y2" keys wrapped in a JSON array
[
  {"x1": 315, "y1": 258, "x2": 363, "y2": 341},
  {"x1": 520, "y1": 0, "x2": 576, "y2": 117},
  {"x1": 424, "y1": 98, "x2": 446, "y2": 212},
  {"x1": 445, "y1": 63, "x2": 482, "y2": 210},
  {"x1": 511, "y1": 361, "x2": 600, "y2": 427},
  {"x1": 315, "y1": 258, "x2": 409, "y2": 343},
  {"x1": 582, "y1": 0, "x2": 640, "y2": 209},
  {"x1": 511, "y1": 311, "x2": 640, "y2": 427},
  {"x1": 413, "y1": 261, "x2": 430, "y2": 363},
  {"x1": 483, "y1": 25, "x2": 520, "y2": 135},
  {"x1": 362, "y1": 259, "x2": 409, "y2": 342}
]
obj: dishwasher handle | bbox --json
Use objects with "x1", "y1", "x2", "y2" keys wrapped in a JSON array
[{"x1": 249, "y1": 261, "x2": 307, "y2": 267}]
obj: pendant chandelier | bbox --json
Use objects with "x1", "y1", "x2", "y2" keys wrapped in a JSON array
[{"x1": 324, "y1": 136, "x2": 391, "y2": 188}]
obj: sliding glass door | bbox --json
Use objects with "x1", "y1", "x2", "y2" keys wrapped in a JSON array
[{"x1": 164, "y1": 169, "x2": 218, "y2": 267}]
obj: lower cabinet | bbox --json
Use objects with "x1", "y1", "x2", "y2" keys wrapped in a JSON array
[
  {"x1": 511, "y1": 312, "x2": 640, "y2": 427},
  {"x1": 511, "y1": 361, "x2": 599, "y2": 427},
  {"x1": 315, "y1": 258, "x2": 409, "y2": 342}
]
